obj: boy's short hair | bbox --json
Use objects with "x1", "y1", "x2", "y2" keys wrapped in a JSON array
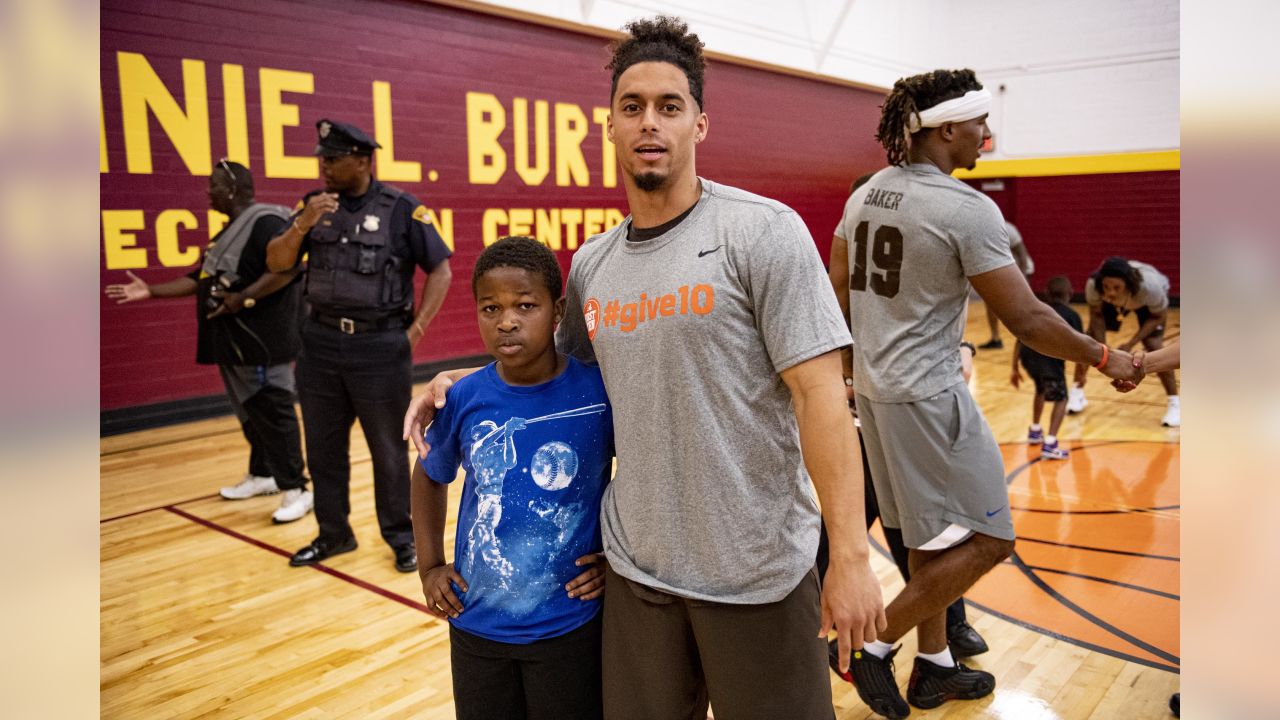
[
  {"x1": 471, "y1": 236, "x2": 563, "y2": 299},
  {"x1": 607, "y1": 15, "x2": 706, "y2": 110},
  {"x1": 1046, "y1": 275, "x2": 1073, "y2": 304}
]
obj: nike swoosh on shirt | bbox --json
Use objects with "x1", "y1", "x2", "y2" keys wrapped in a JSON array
[
  {"x1": 986, "y1": 507, "x2": 1005, "y2": 518},
  {"x1": 698, "y1": 246, "x2": 724, "y2": 258}
]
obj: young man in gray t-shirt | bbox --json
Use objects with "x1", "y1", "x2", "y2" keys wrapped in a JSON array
[
  {"x1": 1069, "y1": 256, "x2": 1179, "y2": 426},
  {"x1": 833, "y1": 68, "x2": 1142, "y2": 718},
  {"x1": 405, "y1": 16, "x2": 885, "y2": 719}
]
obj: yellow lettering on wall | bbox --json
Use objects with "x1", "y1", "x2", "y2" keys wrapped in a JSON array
[
  {"x1": 156, "y1": 209, "x2": 200, "y2": 267},
  {"x1": 222, "y1": 64, "x2": 250, "y2": 165},
  {"x1": 583, "y1": 208, "x2": 605, "y2": 239},
  {"x1": 101, "y1": 210, "x2": 148, "y2": 269},
  {"x1": 208, "y1": 210, "x2": 229, "y2": 238},
  {"x1": 118, "y1": 52, "x2": 211, "y2": 175},
  {"x1": 482, "y1": 208, "x2": 508, "y2": 247},
  {"x1": 554, "y1": 103, "x2": 589, "y2": 187},
  {"x1": 593, "y1": 107, "x2": 616, "y2": 188},
  {"x1": 260, "y1": 67, "x2": 317, "y2": 179},
  {"x1": 605, "y1": 208, "x2": 625, "y2": 230},
  {"x1": 535, "y1": 208, "x2": 561, "y2": 250},
  {"x1": 424, "y1": 209, "x2": 455, "y2": 252},
  {"x1": 100, "y1": 89, "x2": 109, "y2": 173},
  {"x1": 467, "y1": 92, "x2": 507, "y2": 184},
  {"x1": 513, "y1": 98, "x2": 549, "y2": 186},
  {"x1": 508, "y1": 208, "x2": 534, "y2": 237},
  {"x1": 561, "y1": 208, "x2": 583, "y2": 250},
  {"x1": 373, "y1": 80, "x2": 422, "y2": 182}
]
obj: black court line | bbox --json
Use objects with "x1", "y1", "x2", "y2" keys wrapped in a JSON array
[
  {"x1": 164, "y1": 506, "x2": 434, "y2": 615},
  {"x1": 1010, "y1": 504, "x2": 1180, "y2": 515},
  {"x1": 999, "y1": 441, "x2": 1180, "y2": 669},
  {"x1": 101, "y1": 493, "x2": 221, "y2": 524},
  {"x1": 961, "y1": 596, "x2": 1179, "y2": 674},
  {"x1": 863, "y1": 536, "x2": 1179, "y2": 674},
  {"x1": 1009, "y1": 550, "x2": 1180, "y2": 667},
  {"x1": 1014, "y1": 536, "x2": 1180, "y2": 562},
  {"x1": 1014, "y1": 562, "x2": 1179, "y2": 601}
]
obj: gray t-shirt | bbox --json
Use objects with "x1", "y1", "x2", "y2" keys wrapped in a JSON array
[
  {"x1": 838, "y1": 164, "x2": 1014, "y2": 403},
  {"x1": 556, "y1": 178, "x2": 852, "y2": 604},
  {"x1": 1084, "y1": 260, "x2": 1170, "y2": 312}
]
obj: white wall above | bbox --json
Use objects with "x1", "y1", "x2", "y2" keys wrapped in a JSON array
[{"x1": 469, "y1": 0, "x2": 1180, "y2": 158}]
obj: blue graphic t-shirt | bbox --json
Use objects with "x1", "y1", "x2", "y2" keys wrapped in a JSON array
[{"x1": 422, "y1": 356, "x2": 614, "y2": 644}]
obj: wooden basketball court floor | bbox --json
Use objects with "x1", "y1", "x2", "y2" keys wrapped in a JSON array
[{"x1": 101, "y1": 305, "x2": 1180, "y2": 718}]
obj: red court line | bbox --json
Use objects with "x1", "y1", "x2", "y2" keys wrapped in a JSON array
[
  {"x1": 163, "y1": 506, "x2": 434, "y2": 615},
  {"x1": 101, "y1": 493, "x2": 221, "y2": 524}
]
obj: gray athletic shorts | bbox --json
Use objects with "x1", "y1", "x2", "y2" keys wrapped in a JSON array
[{"x1": 856, "y1": 382, "x2": 1015, "y2": 549}]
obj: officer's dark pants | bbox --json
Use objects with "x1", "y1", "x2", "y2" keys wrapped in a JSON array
[
  {"x1": 296, "y1": 320, "x2": 414, "y2": 548},
  {"x1": 815, "y1": 430, "x2": 967, "y2": 629},
  {"x1": 219, "y1": 363, "x2": 307, "y2": 490}
]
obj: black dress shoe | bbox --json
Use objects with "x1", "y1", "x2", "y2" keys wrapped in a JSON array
[
  {"x1": 947, "y1": 621, "x2": 990, "y2": 658},
  {"x1": 393, "y1": 544, "x2": 417, "y2": 573},
  {"x1": 978, "y1": 338, "x2": 1004, "y2": 350},
  {"x1": 289, "y1": 536, "x2": 357, "y2": 567}
]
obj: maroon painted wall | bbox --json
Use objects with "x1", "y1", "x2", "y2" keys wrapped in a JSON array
[
  {"x1": 968, "y1": 171, "x2": 1180, "y2": 298},
  {"x1": 100, "y1": 0, "x2": 886, "y2": 411}
]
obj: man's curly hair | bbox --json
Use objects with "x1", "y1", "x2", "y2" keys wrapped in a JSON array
[
  {"x1": 607, "y1": 15, "x2": 707, "y2": 109},
  {"x1": 472, "y1": 236, "x2": 563, "y2": 300},
  {"x1": 876, "y1": 69, "x2": 983, "y2": 166}
]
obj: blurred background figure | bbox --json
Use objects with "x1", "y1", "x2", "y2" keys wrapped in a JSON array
[
  {"x1": 104, "y1": 160, "x2": 312, "y2": 523},
  {"x1": 1070, "y1": 256, "x2": 1179, "y2": 426},
  {"x1": 978, "y1": 221, "x2": 1034, "y2": 350}
]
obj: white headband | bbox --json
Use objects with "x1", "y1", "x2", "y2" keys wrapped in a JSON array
[{"x1": 907, "y1": 88, "x2": 992, "y2": 133}]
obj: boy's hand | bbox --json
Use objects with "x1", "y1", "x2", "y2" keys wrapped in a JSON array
[
  {"x1": 1010, "y1": 368, "x2": 1022, "y2": 389},
  {"x1": 403, "y1": 373, "x2": 457, "y2": 456},
  {"x1": 420, "y1": 564, "x2": 468, "y2": 619},
  {"x1": 565, "y1": 553, "x2": 607, "y2": 601}
]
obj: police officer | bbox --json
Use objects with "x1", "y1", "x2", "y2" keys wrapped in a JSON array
[
  {"x1": 267, "y1": 119, "x2": 453, "y2": 572},
  {"x1": 106, "y1": 160, "x2": 312, "y2": 523}
]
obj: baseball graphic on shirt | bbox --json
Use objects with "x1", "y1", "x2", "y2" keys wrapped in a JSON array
[{"x1": 530, "y1": 441, "x2": 578, "y2": 491}]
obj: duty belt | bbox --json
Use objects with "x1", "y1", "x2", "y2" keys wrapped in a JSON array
[{"x1": 310, "y1": 311, "x2": 408, "y2": 335}]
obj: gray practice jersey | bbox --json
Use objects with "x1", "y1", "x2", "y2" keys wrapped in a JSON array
[
  {"x1": 1084, "y1": 260, "x2": 1170, "y2": 312},
  {"x1": 556, "y1": 178, "x2": 851, "y2": 604},
  {"x1": 838, "y1": 164, "x2": 1014, "y2": 403}
]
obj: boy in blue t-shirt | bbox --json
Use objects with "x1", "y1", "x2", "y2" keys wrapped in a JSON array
[
  {"x1": 410, "y1": 236, "x2": 613, "y2": 720},
  {"x1": 1011, "y1": 276, "x2": 1083, "y2": 460}
]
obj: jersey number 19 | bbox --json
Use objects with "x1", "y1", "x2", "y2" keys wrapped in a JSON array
[{"x1": 849, "y1": 221, "x2": 903, "y2": 299}]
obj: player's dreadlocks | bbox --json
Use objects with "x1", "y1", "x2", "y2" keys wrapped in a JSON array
[
  {"x1": 876, "y1": 69, "x2": 983, "y2": 166},
  {"x1": 607, "y1": 15, "x2": 707, "y2": 109}
]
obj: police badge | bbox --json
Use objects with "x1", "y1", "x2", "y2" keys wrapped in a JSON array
[{"x1": 363, "y1": 215, "x2": 380, "y2": 232}]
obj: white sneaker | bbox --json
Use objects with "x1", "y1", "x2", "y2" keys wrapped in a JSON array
[
  {"x1": 1162, "y1": 401, "x2": 1181, "y2": 428},
  {"x1": 272, "y1": 488, "x2": 314, "y2": 524},
  {"x1": 1067, "y1": 387, "x2": 1088, "y2": 414},
  {"x1": 220, "y1": 474, "x2": 280, "y2": 500}
]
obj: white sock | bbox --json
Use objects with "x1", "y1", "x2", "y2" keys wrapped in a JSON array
[
  {"x1": 863, "y1": 640, "x2": 893, "y2": 659},
  {"x1": 1030, "y1": 423, "x2": 1043, "y2": 432},
  {"x1": 918, "y1": 647, "x2": 955, "y2": 668},
  {"x1": 1168, "y1": 395, "x2": 1179, "y2": 407},
  {"x1": 1045, "y1": 434, "x2": 1057, "y2": 445}
]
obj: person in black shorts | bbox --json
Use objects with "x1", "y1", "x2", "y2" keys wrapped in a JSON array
[{"x1": 1011, "y1": 276, "x2": 1081, "y2": 460}]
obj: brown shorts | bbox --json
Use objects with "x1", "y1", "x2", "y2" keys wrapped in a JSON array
[{"x1": 602, "y1": 565, "x2": 834, "y2": 720}]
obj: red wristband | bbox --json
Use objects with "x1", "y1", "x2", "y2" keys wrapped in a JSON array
[{"x1": 1092, "y1": 343, "x2": 1109, "y2": 370}]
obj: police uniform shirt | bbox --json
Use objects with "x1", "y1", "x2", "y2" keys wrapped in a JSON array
[
  {"x1": 187, "y1": 214, "x2": 302, "y2": 366},
  {"x1": 293, "y1": 179, "x2": 452, "y2": 318}
]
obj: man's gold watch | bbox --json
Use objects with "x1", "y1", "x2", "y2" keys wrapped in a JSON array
[{"x1": 242, "y1": 296, "x2": 256, "y2": 309}]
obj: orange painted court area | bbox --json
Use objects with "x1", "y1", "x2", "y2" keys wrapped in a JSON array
[{"x1": 942, "y1": 441, "x2": 1179, "y2": 672}]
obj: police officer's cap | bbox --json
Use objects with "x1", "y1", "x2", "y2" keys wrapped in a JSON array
[{"x1": 314, "y1": 118, "x2": 381, "y2": 156}]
